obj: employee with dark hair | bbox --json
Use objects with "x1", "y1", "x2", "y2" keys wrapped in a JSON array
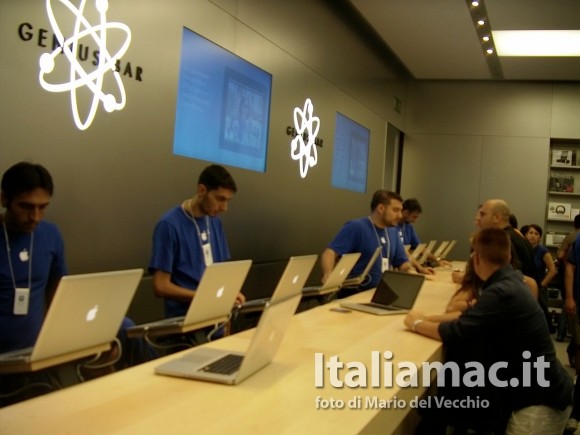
[
  {"x1": 1, "y1": 162, "x2": 148, "y2": 404},
  {"x1": 0, "y1": 162, "x2": 66, "y2": 354},
  {"x1": 397, "y1": 198, "x2": 422, "y2": 250},
  {"x1": 0, "y1": 162, "x2": 66, "y2": 404},
  {"x1": 320, "y1": 190, "x2": 414, "y2": 293},
  {"x1": 149, "y1": 164, "x2": 245, "y2": 322},
  {"x1": 397, "y1": 197, "x2": 450, "y2": 269}
]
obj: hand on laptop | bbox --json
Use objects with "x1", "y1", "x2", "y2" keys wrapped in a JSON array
[{"x1": 235, "y1": 292, "x2": 246, "y2": 305}]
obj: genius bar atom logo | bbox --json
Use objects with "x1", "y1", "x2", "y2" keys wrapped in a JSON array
[
  {"x1": 289, "y1": 98, "x2": 321, "y2": 178},
  {"x1": 38, "y1": 0, "x2": 131, "y2": 130}
]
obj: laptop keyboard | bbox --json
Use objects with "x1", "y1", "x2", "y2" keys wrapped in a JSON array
[{"x1": 200, "y1": 354, "x2": 243, "y2": 375}]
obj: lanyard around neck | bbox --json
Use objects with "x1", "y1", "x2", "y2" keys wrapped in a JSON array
[
  {"x1": 2, "y1": 220, "x2": 33, "y2": 290},
  {"x1": 181, "y1": 204, "x2": 211, "y2": 247},
  {"x1": 368, "y1": 217, "x2": 390, "y2": 260}
]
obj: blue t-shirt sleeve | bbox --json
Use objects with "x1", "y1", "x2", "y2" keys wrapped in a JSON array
[
  {"x1": 50, "y1": 226, "x2": 67, "y2": 278},
  {"x1": 210, "y1": 218, "x2": 231, "y2": 262},
  {"x1": 407, "y1": 225, "x2": 421, "y2": 249},
  {"x1": 149, "y1": 220, "x2": 176, "y2": 274},
  {"x1": 328, "y1": 221, "x2": 361, "y2": 254}
]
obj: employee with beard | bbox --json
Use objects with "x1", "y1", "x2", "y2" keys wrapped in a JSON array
[{"x1": 320, "y1": 190, "x2": 416, "y2": 295}]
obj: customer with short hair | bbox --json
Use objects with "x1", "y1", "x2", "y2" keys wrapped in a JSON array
[{"x1": 405, "y1": 228, "x2": 572, "y2": 434}]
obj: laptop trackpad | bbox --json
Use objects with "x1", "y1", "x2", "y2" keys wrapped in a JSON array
[{"x1": 180, "y1": 347, "x2": 226, "y2": 363}]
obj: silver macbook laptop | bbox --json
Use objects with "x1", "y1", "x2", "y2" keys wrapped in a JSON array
[
  {"x1": 127, "y1": 260, "x2": 251, "y2": 338},
  {"x1": 416, "y1": 240, "x2": 437, "y2": 266},
  {"x1": 341, "y1": 247, "x2": 381, "y2": 288},
  {"x1": 340, "y1": 270, "x2": 425, "y2": 315},
  {"x1": 302, "y1": 252, "x2": 361, "y2": 296},
  {"x1": 440, "y1": 240, "x2": 457, "y2": 259},
  {"x1": 236, "y1": 254, "x2": 318, "y2": 313},
  {"x1": 0, "y1": 269, "x2": 143, "y2": 369},
  {"x1": 155, "y1": 291, "x2": 302, "y2": 385}
]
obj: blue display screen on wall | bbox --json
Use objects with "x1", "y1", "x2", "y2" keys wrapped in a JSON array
[
  {"x1": 331, "y1": 112, "x2": 370, "y2": 193},
  {"x1": 173, "y1": 27, "x2": 273, "y2": 172}
]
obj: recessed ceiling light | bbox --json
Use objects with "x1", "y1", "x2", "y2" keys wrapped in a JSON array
[
  {"x1": 477, "y1": 19, "x2": 485, "y2": 26},
  {"x1": 471, "y1": 1, "x2": 479, "y2": 6},
  {"x1": 482, "y1": 36, "x2": 490, "y2": 42},
  {"x1": 486, "y1": 48, "x2": 494, "y2": 54},
  {"x1": 493, "y1": 30, "x2": 580, "y2": 56}
]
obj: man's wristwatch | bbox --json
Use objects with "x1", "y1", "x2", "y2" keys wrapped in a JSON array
[{"x1": 412, "y1": 319, "x2": 424, "y2": 332}]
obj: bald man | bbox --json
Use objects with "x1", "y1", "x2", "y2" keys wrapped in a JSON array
[{"x1": 475, "y1": 199, "x2": 535, "y2": 279}]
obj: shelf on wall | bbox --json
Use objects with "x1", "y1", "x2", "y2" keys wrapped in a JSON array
[
  {"x1": 548, "y1": 191, "x2": 580, "y2": 196},
  {"x1": 546, "y1": 138, "x2": 580, "y2": 246},
  {"x1": 551, "y1": 165, "x2": 580, "y2": 170}
]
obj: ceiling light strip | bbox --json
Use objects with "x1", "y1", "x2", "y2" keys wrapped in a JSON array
[{"x1": 465, "y1": 0, "x2": 503, "y2": 79}]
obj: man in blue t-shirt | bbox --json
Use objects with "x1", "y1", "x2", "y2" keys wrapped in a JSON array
[
  {"x1": 0, "y1": 162, "x2": 67, "y2": 354},
  {"x1": 397, "y1": 198, "x2": 446, "y2": 271},
  {"x1": 149, "y1": 164, "x2": 245, "y2": 320},
  {"x1": 0, "y1": 162, "x2": 67, "y2": 406},
  {"x1": 397, "y1": 198, "x2": 423, "y2": 250},
  {"x1": 321, "y1": 190, "x2": 420, "y2": 292}
]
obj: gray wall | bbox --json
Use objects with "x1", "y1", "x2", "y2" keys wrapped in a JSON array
[
  {"x1": 0, "y1": 0, "x2": 406, "y2": 273},
  {"x1": 1, "y1": 1, "x2": 580, "y2": 271},
  {"x1": 401, "y1": 82, "x2": 580, "y2": 259}
]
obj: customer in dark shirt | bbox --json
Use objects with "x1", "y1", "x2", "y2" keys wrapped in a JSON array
[
  {"x1": 476, "y1": 199, "x2": 553, "y2": 331},
  {"x1": 405, "y1": 228, "x2": 572, "y2": 434}
]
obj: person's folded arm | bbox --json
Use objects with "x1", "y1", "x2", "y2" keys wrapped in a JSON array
[{"x1": 152, "y1": 270, "x2": 196, "y2": 302}]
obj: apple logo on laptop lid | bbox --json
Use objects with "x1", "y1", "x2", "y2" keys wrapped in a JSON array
[{"x1": 86, "y1": 305, "x2": 99, "y2": 322}]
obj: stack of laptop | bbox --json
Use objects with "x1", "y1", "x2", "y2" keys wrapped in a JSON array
[
  {"x1": 439, "y1": 240, "x2": 457, "y2": 260},
  {"x1": 431, "y1": 241, "x2": 450, "y2": 261},
  {"x1": 0, "y1": 269, "x2": 143, "y2": 373},
  {"x1": 340, "y1": 270, "x2": 425, "y2": 315},
  {"x1": 408, "y1": 243, "x2": 426, "y2": 261},
  {"x1": 126, "y1": 260, "x2": 252, "y2": 338},
  {"x1": 155, "y1": 258, "x2": 307, "y2": 385},
  {"x1": 415, "y1": 240, "x2": 437, "y2": 266}
]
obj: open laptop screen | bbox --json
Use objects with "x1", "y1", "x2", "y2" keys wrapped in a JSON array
[{"x1": 371, "y1": 271, "x2": 424, "y2": 309}]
